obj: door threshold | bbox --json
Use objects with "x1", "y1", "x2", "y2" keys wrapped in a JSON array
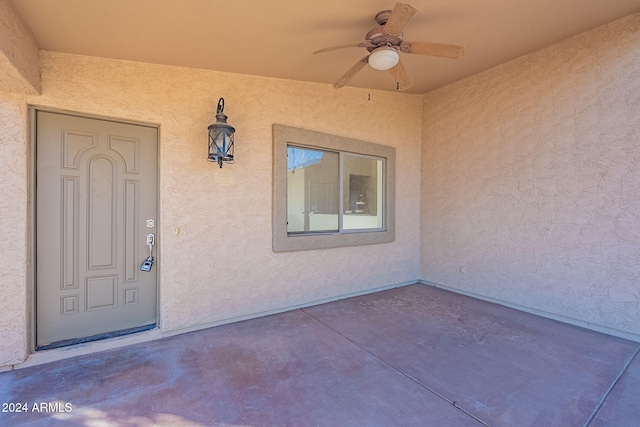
[
  {"x1": 18, "y1": 327, "x2": 163, "y2": 370},
  {"x1": 36, "y1": 324, "x2": 157, "y2": 351}
]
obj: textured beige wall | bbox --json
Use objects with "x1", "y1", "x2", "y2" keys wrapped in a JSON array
[
  {"x1": 0, "y1": 0, "x2": 40, "y2": 93},
  {"x1": 0, "y1": 98, "x2": 29, "y2": 365},
  {"x1": 0, "y1": 52, "x2": 422, "y2": 366},
  {"x1": 421, "y1": 14, "x2": 640, "y2": 339}
]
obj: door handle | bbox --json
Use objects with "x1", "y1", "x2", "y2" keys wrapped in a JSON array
[{"x1": 141, "y1": 234, "x2": 155, "y2": 272}]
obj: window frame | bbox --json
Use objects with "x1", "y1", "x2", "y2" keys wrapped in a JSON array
[{"x1": 273, "y1": 124, "x2": 395, "y2": 252}]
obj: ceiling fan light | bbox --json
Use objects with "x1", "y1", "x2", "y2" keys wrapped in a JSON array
[{"x1": 368, "y1": 47, "x2": 399, "y2": 71}]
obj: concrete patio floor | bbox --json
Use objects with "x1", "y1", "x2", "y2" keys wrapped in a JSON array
[{"x1": 1, "y1": 283, "x2": 639, "y2": 426}]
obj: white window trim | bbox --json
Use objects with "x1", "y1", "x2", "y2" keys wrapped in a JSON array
[{"x1": 273, "y1": 124, "x2": 395, "y2": 252}]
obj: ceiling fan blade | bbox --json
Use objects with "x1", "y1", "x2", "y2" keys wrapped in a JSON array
[
  {"x1": 388, "y1": 59, "x2": 413, "y2": 91},
  {"x1": 334, "y1": 56, "x2": 369, "y2": 88},
  {"x1": 314, "y1": 42, "x2": 367, "y2": 55},
  {"x1": 383, "y1": 3, "x2": 417, "y2": 38},
  {"x1": 400, "y1": 41, "x2": 466, "y2": 59}
]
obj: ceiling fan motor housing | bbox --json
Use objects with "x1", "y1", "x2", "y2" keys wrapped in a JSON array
[{"x1": 365, "y1": 26, "x2": 403, "y2": 52}]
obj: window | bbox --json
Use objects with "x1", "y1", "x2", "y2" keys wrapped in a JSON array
[
  {"x1": 273, "y1": 125, "x2": 395, "y2": 252},
  {"x1": 287, "y1": 146, "x2": 385, "y2": 234}
]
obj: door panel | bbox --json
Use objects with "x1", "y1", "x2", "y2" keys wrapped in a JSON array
[{"x1": 36, "y1": 111, "x2": 158, "y2": 348}]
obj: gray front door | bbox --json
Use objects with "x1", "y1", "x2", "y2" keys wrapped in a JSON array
[{"x1": 36, "y1": 111, "x2": 158, "y2": 349}]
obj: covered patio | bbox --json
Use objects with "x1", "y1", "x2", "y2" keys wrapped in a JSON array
[{"x1": 2, "y1": 283, "x2": 638, "y2": 426}]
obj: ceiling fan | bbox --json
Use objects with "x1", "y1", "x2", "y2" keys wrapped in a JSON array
[{"x1": 314, "y1": 2, "x2": 465, "y2": 91}]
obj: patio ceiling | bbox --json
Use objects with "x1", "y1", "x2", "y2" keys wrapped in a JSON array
[{"x1": 8, "y1": 0, "x2": 640, "y2": 94}]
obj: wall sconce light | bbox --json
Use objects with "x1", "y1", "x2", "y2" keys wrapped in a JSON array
[{"x1": 207, "y1": 98, "x2": 235, "y2": 168}]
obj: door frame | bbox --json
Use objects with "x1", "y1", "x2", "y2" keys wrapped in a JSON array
[{"x1": 28, "y1": 106, "x2": 161, "y2": 352}]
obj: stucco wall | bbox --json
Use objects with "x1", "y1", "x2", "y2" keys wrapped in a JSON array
[
  {"x1": 0, "y1": 52, "x2": 422, "y2": 367},
  {"x1": 0, "y1": 98, "x2": 29, "y2": 365},
  {"x1": 421, "y1": 14, "x2": 640, "y2": 339},
  {"x1": 0, "y1": 0, "x2": 40, "y2": 93}
]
